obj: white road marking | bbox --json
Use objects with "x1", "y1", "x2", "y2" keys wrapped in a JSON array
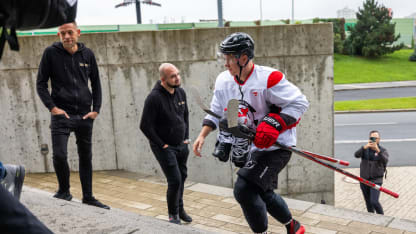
[
  {"x1": 335, "y1": 122, "x2": 397, "y2": 127},
  {"x1": 335, "y1": 138, "x2": 416, "y2": 144}
]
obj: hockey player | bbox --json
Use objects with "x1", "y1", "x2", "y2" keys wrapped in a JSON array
[{"x1": 192, "y1": 32, "x2": 309, "y2": 234}]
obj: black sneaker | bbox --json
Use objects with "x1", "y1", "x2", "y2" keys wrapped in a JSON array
[
  {"x1": 168, "y1": 213, "x2": 181, "y2": 225},
  {"x1": 212, "y1": 141, "x2": 232, "y2": 162},
  {"x1": 83, "y1": 197, "x2": 110, "y2": 210},
  {"x1": 1, "y1": 164, "x2": 25, "y2": 200},
  {"x1": 53, "y1": 190, "x2": 73, "y2": 201},
  {"x1": 286, "y1": 219, "x2": 305, "y2": 234},
  {"x1": 179, "y1": 208, "x2": 192, "y2": 223}
]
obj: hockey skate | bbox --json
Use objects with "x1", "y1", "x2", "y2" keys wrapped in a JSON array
[
  {"x1": 286, "y1": 219, "x2": 305, "y2": 234},
  {"x1": 1, "y1": 164, "x2": 25, "y2": 200},
  {"x1": 212, "y1": 130, "x2": 233, "y2": 162}
]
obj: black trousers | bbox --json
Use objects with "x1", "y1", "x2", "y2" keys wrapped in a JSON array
[
  {"x1": 0, "y1": 185, "x2": 53, "y2": 234},
  {"x1": 360, "y1": 182, "x2": 384, "y2": 215},
  {"x1": 234, "y1": 149, "x2": 292, "y2": 233},
  {"x1": 51, "y1": 114, "x2": 94, "y2": 199},
  {"x1": 150, "y1": 142, "x2": 189, "y2": 215}
]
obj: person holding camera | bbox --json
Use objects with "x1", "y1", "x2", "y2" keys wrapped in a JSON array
[{"x1": 354, "y1": 130, "x2": 389, "y2": 215}]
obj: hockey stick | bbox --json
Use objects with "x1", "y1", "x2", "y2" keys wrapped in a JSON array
[
  {"x1": 225, "y1": 99, "x2": 349, "y2": 166},
  {"x1": 190, "y1": 86, "x2": 221, "y2": 119},
  {"x1": 226, "y1": 99, "x2": 399, "y2": 198},
  {"x1": 189, "y1": 92, "x2": 349, "y2": 166}
]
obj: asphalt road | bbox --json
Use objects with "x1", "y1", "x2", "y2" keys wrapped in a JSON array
[
  {"x1": 335, "y1": 111, "x2": 416, "y2": 168},
  {"x1": 335, "y1": 87, "x2": 416, "y2": 101}
]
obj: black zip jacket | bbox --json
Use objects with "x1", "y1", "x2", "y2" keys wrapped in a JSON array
[
  {"x1": 36, "y1": 42, "x2": 102, "y2": 115},
  {"x1": 140, "y1": 80, "x2": 189, "y2": 148},
  {"x1": 354, "y1": 144, "x2": 389, "y2": 183}
]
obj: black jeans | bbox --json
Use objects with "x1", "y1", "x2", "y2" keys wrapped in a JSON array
[
  {"x1": 0, "y1": 185, "x2": 53, "y2": 234},
  {"x1": 234, "y1": 176, "x2": 292, "y2": 233},
  {"x1": 360, "y1": 182, "x2": 384, "y2": 214},
  {"x1": 234, "y1": 149, "x2": 292, "y2": 233},
  {"x1": 51, "y1": 114, "x2": 94, "y2": 199},
  {"x1": 150, "y1": 142, "x2": 189, "y2": 215}
]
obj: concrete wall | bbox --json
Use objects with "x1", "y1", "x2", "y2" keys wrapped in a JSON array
[{"x1": 0, "y1": 24, "x2": 334, "y2": 204}]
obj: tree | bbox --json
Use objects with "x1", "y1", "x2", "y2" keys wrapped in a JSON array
[
  {"x1": 410, "y1": 47, "x2": 416, "y2": 62},
  {"x1": 343, "y1": 0, "x2": 403, "y2": 57}
]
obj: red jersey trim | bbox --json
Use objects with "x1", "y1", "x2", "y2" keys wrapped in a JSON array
[
  {"x1": 267, "y1": 71, "x2": 284, "y2": 89},
  {"x1": 234, "y1": 64, "x2": 255, "y2": 86}
]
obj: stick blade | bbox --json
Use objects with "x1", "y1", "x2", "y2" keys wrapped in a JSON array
[
  {"x1": 189, "y1": 85, "x2": 221, "y2": 119},
  {"x1": 227, "y1": 99, "x2": 239, "y2": 128}
]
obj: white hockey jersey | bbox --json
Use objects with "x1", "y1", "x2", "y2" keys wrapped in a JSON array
[{"x1": 205, "y1": 64, "x2": 309, "y2": 151}]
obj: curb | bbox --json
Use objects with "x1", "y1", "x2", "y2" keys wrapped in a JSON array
[{"x1": 334, "y1": 81, "x2": 416, "y2": 91}]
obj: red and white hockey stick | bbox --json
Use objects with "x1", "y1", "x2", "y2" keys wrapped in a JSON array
[{"x1": 226, "y1": 99, "x2": 399, "y2": 199}]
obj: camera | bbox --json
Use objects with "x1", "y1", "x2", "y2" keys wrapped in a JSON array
[
  {"x1": 370, "y1": 137, "x2": 377, "y2": 142},
  {"x1": 0, "y1": 0, "x2": 77, "y2": 60}
]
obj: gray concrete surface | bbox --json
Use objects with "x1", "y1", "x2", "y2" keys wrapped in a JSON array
[
  {"x1": 334, "y1": 80, "x2": 416, "y2": 91},
  {"x1": 335, "y1": 87, "x2": 416, "y2": 101},
  {"x1": 21, "y1": 187, "x2": 212, "y2": 234},
  {"x1": 0, "y1": 24, "x2": 334, "y2": 203}
]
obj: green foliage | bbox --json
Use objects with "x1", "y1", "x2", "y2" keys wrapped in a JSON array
[
  {"x1": 343, "y1": 0, "x2": 404, "y2": 57},
  {"x1": 334, "y1": 49, "x2": 416, "y2": 84},
  {"x1": 410, "y1": 43, "x2": 416, "y2": 61},
  {"x1": 410, "y1": 51, "x2": 416, "y2": 61},
  {"x1": 281, "y1": 19, "x2": 290, "y2": 24}
]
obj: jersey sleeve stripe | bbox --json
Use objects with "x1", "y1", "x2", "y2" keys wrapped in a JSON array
[{"x1": 267, "y1": 71, "x2": 284, "y2": 89}]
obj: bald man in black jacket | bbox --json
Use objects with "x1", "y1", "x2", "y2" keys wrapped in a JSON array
[{"x1": 140, "y1": 63, "x2": 192, "y2": 225}]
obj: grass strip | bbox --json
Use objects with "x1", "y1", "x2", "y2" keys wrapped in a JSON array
[
  {"x1": 335, "y1": 97, "x2": 416, "y2": 111},
  {"x1": 334, "y1": 49, "x2": 416, "y2": 84}
]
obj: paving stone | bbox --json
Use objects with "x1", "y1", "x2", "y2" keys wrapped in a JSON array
[
  {"x1": 121, "y1": 200, "x2": 152, "y2": 210},
  {"x1": 196, "y1": 198, "x2": 236, "y2": 209},
  {"x1": 302, "y1": 224, "x2": 338, "y2": 234},
  {"x1": 221, "y1": 222, "x2": 252, "y2": 233},
  {"x1": 316, "y1": 221, "x2": 370, "y2": 234},
  {"x1": 188, "y1": 191, "x2": 225, "y2": 201},
  {"x1": 203, "y1": 206, "x2": 243, "y2": 218},
  {"x1": 192, "y1": 224, "x2": 237, "y2": 234},
  {"x1": 301, "y1": 212, "x2": 351, "y2": 225},
  {"x1": 309, "y1": 203, "x2": 393, "y2": 226},
  {"x1": 190, "y1": 214, "x2": 227, "y2": 227},
  {"x1": 348, "y1": 221, "x2": 403, "y2": 234},
  {"x1": 212, "y1": 214, "x2": 248, "y2": 227},
  {"x1": 187, "y1": 183, "x2": 233, "y2": 197},
  {"x1": 24, "y1": 171, "x2": 416, "y2": 234},
  {"x1": 389, "y1": 218, "x2": 416, "y2": 232}
]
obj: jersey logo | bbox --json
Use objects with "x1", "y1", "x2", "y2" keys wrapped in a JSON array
[{"x1": 252, "y1": 91, "x2": 258, "y2": 96}]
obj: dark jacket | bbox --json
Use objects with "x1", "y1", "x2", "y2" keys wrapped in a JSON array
[
  {"x1": 36, "y1": 42, "x2": 102, "y2": 115},
  {"x1": 354, "y1": 144, "x2": 389, "y2": 183},
  {"x1": 140, "y1": 80, "x2": 189, "y2": 148}
]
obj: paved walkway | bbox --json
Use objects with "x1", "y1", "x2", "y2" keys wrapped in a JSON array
[{"x1": 24, "y1": 169, "x2": 416, "y2": 234}]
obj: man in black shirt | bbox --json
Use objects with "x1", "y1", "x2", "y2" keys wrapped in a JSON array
[
  {"x1": 140, "y1": 63, "x2": 192, "y2": 224},
  {"x1": 354, "y1": 130, "x2": 389, "y2": 215},
  {"x1": 36, "y1": 22, "x2": 109, "y2": 209}
]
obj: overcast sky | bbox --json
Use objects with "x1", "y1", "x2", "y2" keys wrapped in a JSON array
[{"x1": 76, "y1": 0, "x2": 415, "y2": 25}]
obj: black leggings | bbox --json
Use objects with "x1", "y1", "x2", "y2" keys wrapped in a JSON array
[
  {"x1": 150, "y1": 142, "x2": 189, "y2": 215},
  {"x1": 234, "y1": 176, "x2": 292, "y2": 233},
  {"x1": 360, "y1": 182, "x2": 384, "y2": 214}
]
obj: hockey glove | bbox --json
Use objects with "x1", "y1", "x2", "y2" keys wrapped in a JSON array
[{"x1": 254, "y1": 113, "x2": 287, "y2": 149}]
